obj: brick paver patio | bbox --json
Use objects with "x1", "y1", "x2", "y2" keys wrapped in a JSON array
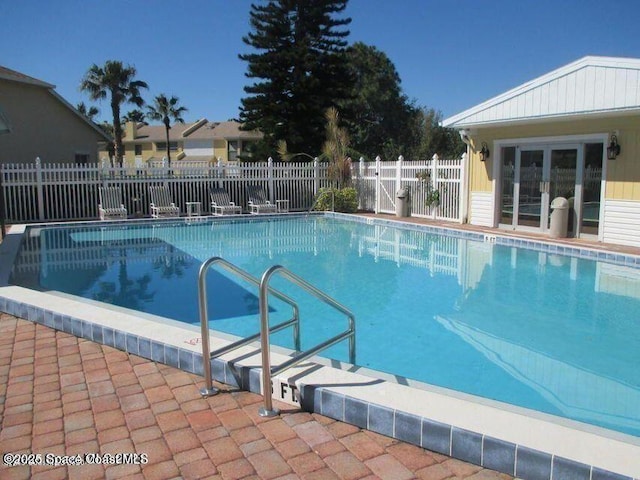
[{"x1": 0, "y1": 314, "x2": 513, "y2": 480}]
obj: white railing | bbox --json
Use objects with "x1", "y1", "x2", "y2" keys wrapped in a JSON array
[{"x1": 1, "y1": 155, "x2": 463, "y2": 223}]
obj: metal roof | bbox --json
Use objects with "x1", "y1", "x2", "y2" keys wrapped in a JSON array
[{"x1": 442, "y1": 56, "x2": 640, "y2": 129}]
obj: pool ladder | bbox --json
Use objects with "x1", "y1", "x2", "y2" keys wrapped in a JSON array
[
  {"x1": 306, "y1": 189, "x2": 335, "y2": 215},
  {"x1": 197, "y1": 257, "x2": 356, "y2": 417}
]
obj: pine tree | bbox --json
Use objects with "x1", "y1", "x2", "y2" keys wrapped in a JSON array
[{"x1": 239, "y1": 0, "x2": 352, "y2": 158}]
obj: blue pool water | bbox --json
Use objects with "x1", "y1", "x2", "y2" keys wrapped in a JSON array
[{"x1": 11, "y1": 217, "x2": 640, "y2": 437}]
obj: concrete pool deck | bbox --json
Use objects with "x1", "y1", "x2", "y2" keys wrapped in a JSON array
[{"x1": 0, "y1": 314, "x2": 513, "y2": 480}]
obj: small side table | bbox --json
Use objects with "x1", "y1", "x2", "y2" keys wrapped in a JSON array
[
  {"x1": 276, "y1": 199, "x2": 289, "y2": 213},
  {"x1": 186, "y1": 201, "x2": 202, "y2": 217}
]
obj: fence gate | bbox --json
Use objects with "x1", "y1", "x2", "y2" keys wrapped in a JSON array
[{"x1": 353, "y1": 154, "x2": 464, "y2": 222}]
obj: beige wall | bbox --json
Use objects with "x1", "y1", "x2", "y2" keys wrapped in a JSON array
[
  {"x1": 102, "y1": 142, "x2": 188, "y2": 166},
  {"x1": 0, "y1": 79, "x2": 105, "y2": 164},
  {"x1": 101, "y1": 137, "x2": 254, "y2": 165},
  {"x1": 213, "y1": 139, "x2": 228, "y2": 161},
  {"x1": 468, "y1": 114, "x2": 640, "y2": 201}
]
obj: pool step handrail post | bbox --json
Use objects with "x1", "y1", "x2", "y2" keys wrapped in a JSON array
[
  {"x1": 197, "y1": 257, "x2": 300, "y2": 398},
  {"x1": 198, "y1": 257, "x2": 220, "y2": 397},
  {"x1": 258, "y1": 265, "x2": 280, "y2": 417},
  {"x1": 306, "y1": 188, "x2": 335, "y2": 215},
  {"x1": 258, "y1": 264, "x2": 356, "y2": 417}
]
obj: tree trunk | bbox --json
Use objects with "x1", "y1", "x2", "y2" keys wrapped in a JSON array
[
  {"x1": 165, "y1": 123, "x2": 171, "y2": 168},
  {"x1": 111, "y1": 100, "x2": 123, "y2": 167}
]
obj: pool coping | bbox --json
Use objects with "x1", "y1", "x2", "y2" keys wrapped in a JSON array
[{"x1": 0, "y1": 213, "x2": 639, "y2": 480}]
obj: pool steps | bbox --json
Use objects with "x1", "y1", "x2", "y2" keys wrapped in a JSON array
[{"x1": 196, "y1": 256, "x2": 356, "y2": 419}]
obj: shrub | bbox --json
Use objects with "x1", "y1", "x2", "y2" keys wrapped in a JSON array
[{"x1": 314, "y1": 187, "x2": 358, "y2": 213}]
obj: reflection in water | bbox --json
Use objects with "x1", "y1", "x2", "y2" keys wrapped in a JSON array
[
  {"x1": 10, "y1": 218, "x2": 640, "y2": 437},
  {"x1": 441, "y1": 245, "x2": 640, "y2": 435},
  {"x1": 11, "y1": 225, "x2": 263, "y2": 324}
]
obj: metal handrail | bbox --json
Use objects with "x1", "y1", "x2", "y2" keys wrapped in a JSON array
[
  {"x1": 257, "y1": 265, "x2": 356, "y2": 417},
  {"x1": 307, "y1": 189, "x2": 335, "y2": 215},
  {"x1": 198, "y1": 257, "x2": 300, "y2": 397}
]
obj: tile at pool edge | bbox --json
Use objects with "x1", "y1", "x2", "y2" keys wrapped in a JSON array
[
  {"x1": 591, "y1": 467, "x2": 634, "y2": 480},
  {"x1": 394, "y1": 410, "x2": 421, "y2": 445},
  {"x1": 114, "y1": 330, "x2": 126, "y2": 350},
  {"x1": 344, "y1": 396, "x2": 368, "y2": 429},
  {"x1": 515, "y1": 446, "x2": 552, "y2": 480},
  {"x1": 451, "y1": 427, "x2": 482, "y2": 466},
  {"x1": 481, "y1": 436, "x2": 515, "y2": 475},
  {"x1": 421, "y1": 418, "x2": 451, "y2": 456},
  {"x1": 552, "y1": 456, "x2": 591, "y2": 480},
  {"x1": 322, "y1": 389, "x2": 345, "y2": 421},
  {"x1": 92, "y1": 323, "x2": 104, "y2": 344},
  {"x1": 151, "y1": 341, "x2": 165, "y2": 363},
  {"x1": 138, "y1": 338, "x2": 151, "y2": 359},
  {"x1": 125, "y1": 333, "x2": 139, "y2": 355},
  {"x1": 368, "y1": 403, "x2": 393, "y2": 437}
]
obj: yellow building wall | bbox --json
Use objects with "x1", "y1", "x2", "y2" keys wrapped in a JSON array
[
  {"x1": 0, "y1": 80, "x2": 105, "y2": 164},
  {"x1": 100, "y1": 142, "x2": 184, "y2": 166},
  {"x1": 213, "y1": 139, "x2": 228, "y2": 162},
  {"x1": 100, "y1": 138, "x2": 251, "y2": 165},
  {"x1": 468, "y1": 115, "x2": 640, "y2": 201},
  {"x1": 140, "y1": 143, "x2": 154, "y2": 161}
]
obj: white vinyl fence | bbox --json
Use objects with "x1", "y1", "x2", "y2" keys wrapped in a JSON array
[
  {"x1": 1, "y1": 155, "x2": 464, "y2": 223},
  {"x1": 1, "y1": 158, "x2": 330, "y2": 222},
  {"x1": 354, "y1": 154, "x2": 464, "y2": 221}
]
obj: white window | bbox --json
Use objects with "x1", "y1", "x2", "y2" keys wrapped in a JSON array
[
  {"x1": 228, "y1": 140, "x2": 238, "y2": 161},
  {"x1": 156, "y1": 142, "x2": 178, "y2": 152}
]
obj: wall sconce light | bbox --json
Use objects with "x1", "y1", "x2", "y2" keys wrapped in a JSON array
[
  {"x1": 479, "y1": 142, "x2": 490, "y2": 162},
  {"x1": 607, "y1": 135, "x2": 620, "y2": 160}
]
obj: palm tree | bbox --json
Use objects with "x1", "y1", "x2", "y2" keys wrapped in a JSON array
[
  {"x1": 323, "y1": 107, "x2": 353, "y2": 189},
  {"x1": 76, "y1": 102, "x2": 99, "y2": 121},
  {"x1": 122, "y1": 109, "x2": 147, "y2": 124},
  {"x1": 146, "y1": 94, "x2": 187, "y2": 167},
  {"x1": 80, "y1": 60, "x2": 148, "y2": 166}
]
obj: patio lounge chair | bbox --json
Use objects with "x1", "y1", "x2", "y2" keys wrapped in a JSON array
[
  {"x1": 149, "y1": 185, "x2": 180, "y2": 218},
  {"x1": 247, "y1": 185, "x2": 278, "y2": 214},
  {"x1": 98, "y1": 186, "x2": 127, "y2": 220},
  {"x1": 210, "y1": 187, "x2": 242, "y2": 216}
]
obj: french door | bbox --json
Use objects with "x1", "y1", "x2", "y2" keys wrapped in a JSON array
[{"x1": 499, "y1": 143, "x2": 601, "y2": 236}]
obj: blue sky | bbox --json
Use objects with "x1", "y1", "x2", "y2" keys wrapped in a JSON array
[{"x1": 3, "y1": 0, "x2": 640, "y2": 125}]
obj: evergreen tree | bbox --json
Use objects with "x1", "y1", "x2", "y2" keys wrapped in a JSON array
[
  {"x1": 340, "y1": 42, "x2": 421, "y2": 160},
  {"x1": 413, "y1": 108, "x2": 466, "y2": 160},
  {"x1": 239, "y1": 0, "x2": 352, "y2": 158}
]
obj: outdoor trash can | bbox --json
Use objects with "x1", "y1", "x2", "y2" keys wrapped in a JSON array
[
  {"x1": 549, "y1": 196, "x2": 569, "y2": 238},
  {"x1": 396, "y1": 187, "x2": 410, "y2": 217}
]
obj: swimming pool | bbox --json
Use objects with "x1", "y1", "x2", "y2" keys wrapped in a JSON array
[{"x1": 10, "y1": 215, "x2": 640, "y2": 440}]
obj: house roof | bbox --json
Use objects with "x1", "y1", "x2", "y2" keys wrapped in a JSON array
[
  {"x1": 0, "y1": 65, "x2": 54, "y2": 88},
  {"x1": 125, "y1": 120, "x2": 262, "y2": 143},
  {"x1": 208, "y1": 121, "x2": 263, "y2": 140},
  {"x1": 442, "y1": 56, "x2": 640, "y2": 129},
  {"x1": 0, "y1": 65, "x2": 111, "y2": 141}
]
